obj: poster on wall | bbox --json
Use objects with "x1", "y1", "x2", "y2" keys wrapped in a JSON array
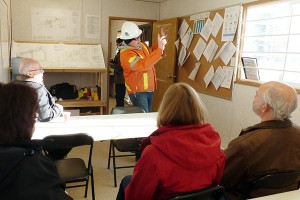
[
  {"x1": 85, "y1": 15, "x2": 100, "y2": 39},
  {"x1": 31, "y1": 7, "x2": 81, "y2": 41},
  {"x1": 11, "y1": 42, "x2": 105, "y2": 68}
]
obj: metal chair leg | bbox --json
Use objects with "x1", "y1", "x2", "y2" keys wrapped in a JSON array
[
  {"x1": 84, "y1": 176, "x2": 89, "y2": 197},
  {"x1": 91, "y1": 166, "x2": 95, "y2": 200},
  {"x1": 112, "y1": 143, "x2": 117, "y2": 187},
  {"x1": 108, "y1": 140, "x2": 112, "y2": 169}
]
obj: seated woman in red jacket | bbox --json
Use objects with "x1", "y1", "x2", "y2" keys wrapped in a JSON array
[{"x1": 116, "y1": 82, "x2": 225, "y2": 200}]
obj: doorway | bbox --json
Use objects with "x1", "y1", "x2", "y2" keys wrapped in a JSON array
[{"x1": 107, "y1": 17, "x2": 155, "y2": 109}]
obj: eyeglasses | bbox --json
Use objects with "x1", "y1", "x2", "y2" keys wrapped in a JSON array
[{"x1": 30, "y1": 66, "x2": 44, "y2": 73}]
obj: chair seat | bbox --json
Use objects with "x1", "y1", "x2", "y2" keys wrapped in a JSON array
[
  {"x1": 167, "y1": 185, "x2": 224, "y2": 200},
  {"x1": 42, "y1": 133, "x2": 95, "y2": 200},
  {"x1": 108, "y1": 106, "x2": 146, "y2": 187},
  {"x1": 114, "y1": 139, "x2": 140, "y2": 152},
  {"x1": 54, "y1": 158, "x2": 88, "y2": 182}
]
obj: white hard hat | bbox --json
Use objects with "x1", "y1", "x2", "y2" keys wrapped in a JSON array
[{"x1": 120, "y1": 22, "x2": 142, "y2": 40}]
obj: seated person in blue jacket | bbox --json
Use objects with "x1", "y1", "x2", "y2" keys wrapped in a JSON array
[
  {"x1": 0, "y1": 82, "x2": 72, "y2": 200},
  {"x1": 15, "y1": 58, "x2": 63, "y2": 122},
  {"x1": 221, "y1": 81, "x2": 300, "y2": 200},
  {"x1": 116, "y1": 82, "x2": 225, "y2": 200},
  {"x1": 14, "y1": 58, "x2": 70, "y2": 160}
]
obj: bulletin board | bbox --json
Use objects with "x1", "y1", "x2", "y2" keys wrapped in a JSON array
[{"x1": 176, "y1": 6, "x2": 240, "y2": 100}]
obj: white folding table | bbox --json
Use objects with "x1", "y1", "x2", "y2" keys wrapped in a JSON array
[{"x1": 33, "y1": 112, "x2": 158, "y2": 141}]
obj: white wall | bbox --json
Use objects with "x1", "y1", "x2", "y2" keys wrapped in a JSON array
[
  {"x1": 100, "y1": 0, "x2": 160, "y2": 62},
  {"x1": 160, "y1": 0, "x2": 300, "y2": 147},
  {"x1": 10, "y1": 0, "x2": 160, "y2": 98}
]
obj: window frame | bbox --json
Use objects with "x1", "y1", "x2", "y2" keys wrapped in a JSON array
[{"x1": 236, "y1": 0, "x2": 300, "y2": 93}]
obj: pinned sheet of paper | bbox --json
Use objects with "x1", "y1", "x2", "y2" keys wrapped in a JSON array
[
  {"x1": 188, "y1": 62, "x2": 201, "y2": 80},
  {"x1": 178, "y1": 20, "x2": 189, "y2": 39},
  {"x1": 190, "y1": 12, "x2": 210, "y2": 21},
  {"x1": 222, "y1": 5, "x2": 240, "y2": 41},
  {"x1": 178, "y1": 47, "x2": 190, "y2": 68},
  {"x1": 175, "y1": 39, "x2": 180, "y2": 52},
  {"x1": 178, "y1": 46, "x2": 187, "y2": 67},
  {"x1": 181, "y1": 28, "x2": 193, "y2": 49},
  {"x1": 221, "y1": 66, "x2": 234, "y2": 89},
  {"x1": 204, "y1": 65, "x2": 215, "y2": 87},
  {"x1": 212, "y1": 12, "x2": 224, "y2": 38},
  {"x1": 214, "y1": 41, "x2": 236, "y2": 65},
  {"x1": 203, "y1": 39, "x2": 218, "y2": 63},
  {"x1": 193, "y1": 38, "x2": 206, "y2": 61},
  {"x1": 211, "y1": 66, "x2": 226, "y2": 90},
  {"x1": 200, "y1": 18, "x2": 214, "y2": 42}
]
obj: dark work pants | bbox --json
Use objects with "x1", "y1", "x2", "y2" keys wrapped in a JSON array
[
  {"x1": 116, "y1": 175, "x2": 132, "y2": 200},
  {"x1": 115, "y1": 83, "x2": 126, "y2": 107}
]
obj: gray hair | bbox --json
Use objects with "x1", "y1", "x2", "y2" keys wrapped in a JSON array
[
  {"x1": 19, "y1": 58, "x2": 36, "y2": 75},
  {"x1": 263, "y1": 86, "x2": 297, "y2": 120}
]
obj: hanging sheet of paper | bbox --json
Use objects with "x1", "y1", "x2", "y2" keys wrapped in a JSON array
[
  {"x1": 204, "y1": 65, "x2": 215, "y2": 87},
  {"x1": 193, "y1": 38, "x2": 206, "y2": 61},
  {"x1": 200, "y1": 18, "x2": 214, "y2": 42},
  {"x1": 188, "y1": 62, "x2": 201, "y2": 80},
  {"x1": 211, "y1": 66, "x2": 226, "y2": 90},
  {"x1": 222, "y1": 5, "x2": 240, "y2": 41}
]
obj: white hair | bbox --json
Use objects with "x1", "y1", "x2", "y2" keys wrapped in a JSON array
[{"x1": 263, "y1": 86, "x2": 297, "y2": 120}]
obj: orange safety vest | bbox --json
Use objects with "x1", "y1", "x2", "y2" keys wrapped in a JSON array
[{"x1": 120, "y1": 42, "x2": 162, "y2": 94}]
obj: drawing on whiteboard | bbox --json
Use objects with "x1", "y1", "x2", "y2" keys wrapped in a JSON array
[
  {"x1": 16, "y1": 47, "x2": 47, "y2": 61},
  {"x1": 11, "y1": 42, "x2": 105, "y2": 68},
  {"x1": 43, "y1": 17, "x2": 66, "y2": 29},
  {"x1": 31, "y1": 7, "x2": 80, "y2": 41}
]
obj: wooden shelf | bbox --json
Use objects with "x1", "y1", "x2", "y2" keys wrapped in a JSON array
[
  {"x1": 10, "y1": 67, "x2": 107, "y2": 73},
  {"x1": 43, "y1": 67, "x2": 107, "y2": 73},
  {"x1": 57, "y1": 100, "x2": 106, "y2": 108}
]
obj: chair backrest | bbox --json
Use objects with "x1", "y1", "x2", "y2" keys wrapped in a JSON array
[
  {"x1": 246, "y1": 170, "x2": 300, "y2": 190},
  {"x1": 42, "y1": 133, "x2": 93, "y2": 150},
  {"x1": 166, "y1": 185, "x2": 224, "y2": 200},
  {"x1": 42, "y1": 133, "x2": 94, "y2": 163},
  {"x1": 110, "y1": 106, "x2": 145, "y2": 115}
]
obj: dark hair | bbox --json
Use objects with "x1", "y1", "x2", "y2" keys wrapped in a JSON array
[
  {"x1": 0, "y1": 82, "x2": 38, "y2": 146},
  {"x1": 116, "y1": 38, "x2": 123, "y2": 45},
  {"x1": 124, "y1": 39, "x2": 134, "y2": 45}
]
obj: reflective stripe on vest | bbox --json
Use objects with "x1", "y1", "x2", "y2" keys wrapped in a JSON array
[
  {"x1": 129, "y1": 56, "x2": 141, "y2": 71},
  {"x1": 141, "y1": 43, "x2": 149, "y2": 54},
  {"x1": 125, "y1": 82, "x2": 132, "y2": 92},
  {"x1": 143, "y1": 73, "x2": 148, "y2": 90}
]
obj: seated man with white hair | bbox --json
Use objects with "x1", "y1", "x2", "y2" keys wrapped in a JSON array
[
  {"x1": 15, "y1": 58, "x2": 63, "y2": 122},
  {"x1": 221, "y1": 81, "x2": 300, "y2": 199}
]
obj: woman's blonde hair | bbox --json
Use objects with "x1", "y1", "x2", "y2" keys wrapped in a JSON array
[{"x1": 157, "y1": 82, "x2": 207, "y2": 127}]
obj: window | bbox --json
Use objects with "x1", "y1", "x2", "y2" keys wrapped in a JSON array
[{"x1": 240, "y1": 0, "x2": 300, "y2": 87}]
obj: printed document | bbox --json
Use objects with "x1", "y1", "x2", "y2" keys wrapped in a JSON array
[
  {"x1": 188, "y1": 62, "x2": 201, "y2": 80},
  {"x1": 193, "y1": 38, "x2": 206, "y2": 61},
  {"x1": 204, "y1": 65, "x2": 215, "y2": 87},
  {"x1": 200, "y1": 18, "x2": 214, "y2": 42},
  {"x1": 203, "y1": 39, "x2": 218, "y2": 63},
  {"x1": 211, "y1": 66, "x2": 226, "y2": 90}
]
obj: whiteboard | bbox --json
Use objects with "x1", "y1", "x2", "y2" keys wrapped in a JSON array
[{"x1": 11, "y1": 42, "x2": 105, "y2": 68}]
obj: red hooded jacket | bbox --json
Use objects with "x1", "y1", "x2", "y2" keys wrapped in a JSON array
[{"x1": 125, "y1": 124, "x2": 225, "y2": 200}]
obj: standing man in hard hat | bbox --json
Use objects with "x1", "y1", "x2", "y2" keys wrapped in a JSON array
[{"x1": 119, "y1": 21, "x2": 167, "y2": 113}]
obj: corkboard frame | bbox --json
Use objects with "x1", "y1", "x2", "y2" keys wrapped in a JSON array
[{"x1": 176, "y1": 7, "x2": 240, "y2": 100}]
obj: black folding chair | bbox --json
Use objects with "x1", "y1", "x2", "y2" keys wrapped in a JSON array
[
  {"x1": 238, "y1": 170, "x2": 300, "y2": 199},
  {"x1": 43, "y1": 133, "x2": 95, "y2": 200},
  {"x1": 107, "y1": 106, "x2": 145, "y2": 187},
  {"x1": 166, "y1": 185, "x2": 224, "y2": 200}
]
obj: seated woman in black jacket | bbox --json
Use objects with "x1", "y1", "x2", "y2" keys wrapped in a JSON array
[{"x1": 0, "y1": 82, "x2": 72, "y2": 200}]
